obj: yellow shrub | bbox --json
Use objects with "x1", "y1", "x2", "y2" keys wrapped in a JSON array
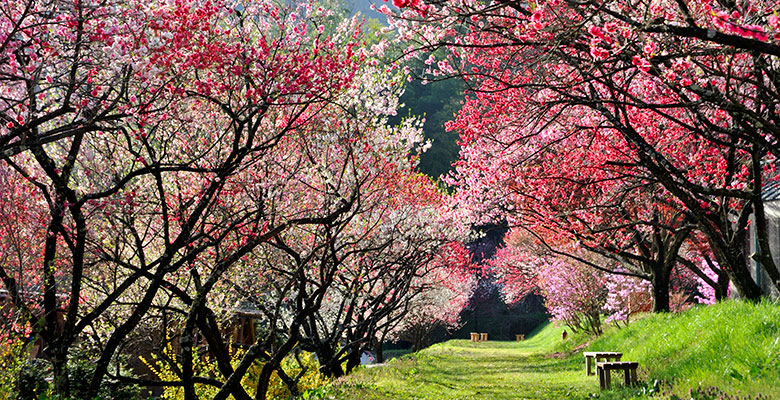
[
  {"x1": 0, "y1": 334, "x2": 28, "y2": 399},
  {"x1": 265, "y1": 352, "x2": 331, "y2": 400},
  {"x1": 141, "y1": 333, "x2": 330, "y2": 400}
]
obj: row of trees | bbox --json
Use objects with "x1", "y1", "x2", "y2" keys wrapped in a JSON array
[
  {"x1": 0, "y1": 0, "x2": 475, "y2": 398},
  {"x1": 383, "y1": 0, "x2": 780, "y2": 315}
]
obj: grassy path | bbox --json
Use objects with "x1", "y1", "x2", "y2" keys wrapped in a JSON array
[{"x1": 332, "y1": 324, "x2": 605, "y2": 400}]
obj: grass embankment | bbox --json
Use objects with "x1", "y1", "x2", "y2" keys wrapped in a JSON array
[
  {"x1": 584, "y1": 300, "x2": 780, "y2": 398},
  {"x1": 330, "y1": 300, "x2": 780, "y2": 399}
]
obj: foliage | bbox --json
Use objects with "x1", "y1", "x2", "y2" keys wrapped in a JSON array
[
  {"x1": 389, "y1": 78, "x2": 466, "y2": 179},
  {"x1": 141, "y1": 333, "x2": 233, "y2": 399},
  {"x1": 489, "y1": 234, "x2": 609, "y2": 335},
  {"x1": 0, "y1": 0, "x2": 475, "y2": 398},
  {"x1": 9, "y1": 346, "x2": 142, "y2": 400},
  {"x1": 66, "y1": 348, "x2": 143, "y2": 400},
  {"x1": 16, "y1": 358, "x2": 52, "y2": 400},
  {"x1": 602, "y1": 272, "x2": 652, "y2": 325},
  {"x1": 0, "y1": 327, "x2": 28, "y2": 399},
  {"x1": 382, "y1": 242, "x2": 477, "y2": 351},
  {"x1": 538, "y1": 259, "x2": 608, "y2": 335}
]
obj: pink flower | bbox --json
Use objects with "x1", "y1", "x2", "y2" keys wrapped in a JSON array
[
  {"x1": 769, "y1": 14, "x2": 779, "y2": 29},
  {"x1": 587, "y1": 25, "x2": 605, "y2": 39},
  {"x1": 631, "y1": 55, "x2": 651, "y2": 73},
  {"x1": 590, "y1": 47, "x2": 609, "y2": 60},
  {"x1": 643, "y1": 42, "x2": 657, "y2": 55}
]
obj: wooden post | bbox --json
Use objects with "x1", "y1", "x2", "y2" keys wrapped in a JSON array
[
  {"x1": 598, "y1": 366, "x2": 606, "y2": 389},
  {"x1": 586, "y1": 356, "x2": 592, "y2": 376}
]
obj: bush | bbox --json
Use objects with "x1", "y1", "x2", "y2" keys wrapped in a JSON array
[
  {"x1": 67, "y1": 348, "x2": 143, "y2": 400},
  {"x1": 265, "y1": 351, "x2": 331, "y2": 400},
  {"x1": 0, "y1": 332, "x2": 29, "y2": 399},
  {"x1": 142, "y1": 334, "x2": 331, "y2": 399},
  {"x1": 9, "y1": 345, "x2": 143, "y2": 400},
  {"x1": 16, "y1": 358, "x2": 52, "y2": 400}
]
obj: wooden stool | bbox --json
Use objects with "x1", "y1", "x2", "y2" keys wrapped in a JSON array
[
  {"x1": 516, "y1": 334, "x2": 525, "y2": 341},
  {"x1": 470, "y1": 332, "x2": 480, "y2": 342},
  {"x1": 479, "y1": 333, "x2": 488, "y2": 341},
  {"x1": 596, "y1": 361, "x2": 638, "y2": 390},
  {"x1": 583, "y1": 351, "x2": 622, "y2": 375}
]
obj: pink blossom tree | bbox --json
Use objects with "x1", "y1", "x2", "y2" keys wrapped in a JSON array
[
  {"x1": 381, "y1": 242, "x2": 476, "y2": 354},
  {"x1": 383, "y1": 0, "x2": 780, "y2": 303},
  {"x1": 537, "y1": 257, "x2": 608, "y2": 336},
  {"x1": 0, "y1": 0, "x2": 405, "y2": 398}
]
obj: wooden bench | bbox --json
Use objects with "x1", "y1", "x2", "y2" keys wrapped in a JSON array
[
  {"x1": 515, "y1": 334, "x2": 525, "y2": 341},
  {"x1": 470, "y1": 332, "x2": 480, "y2": 342},
  {"x1": 479, "y1": 332, "x2": 488, "y2": 341},
  {"x1": 596, "y1": 361, "x2": 638, "y2": 390},
  {"x1": 583, "y1": 351, "x2": 622, "y2": 375}
]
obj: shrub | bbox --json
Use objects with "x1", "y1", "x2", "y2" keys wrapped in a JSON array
[{"x1": 142, "y1": 333, "x2": 331, "y2": 399}]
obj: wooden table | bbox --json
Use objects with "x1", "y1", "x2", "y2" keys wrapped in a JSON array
[{"x1": 583, "y1": 351, "x2": 622, "y2": 375}]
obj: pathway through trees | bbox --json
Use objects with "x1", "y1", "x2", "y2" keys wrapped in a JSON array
[{"x1": 334, "y1": 326, "x2": 602, "y2": 399}]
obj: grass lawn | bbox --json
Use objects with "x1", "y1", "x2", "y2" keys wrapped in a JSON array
[{"x1": 328, "y1": 300, "x2": 780, "y2": 400}]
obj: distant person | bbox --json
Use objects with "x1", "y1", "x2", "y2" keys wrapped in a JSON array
[{"x1": 562, "y1": 330, "x2": 568, "y2": 341}]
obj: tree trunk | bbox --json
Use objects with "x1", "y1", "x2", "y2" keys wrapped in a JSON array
[
  {"x1": 718, "y1": 245, "x2": 762, "y2": 301},
  {"x1": 316, "y1": 346, "x2": 344, "y2": 378},
  {"x1": 254, "y1": 361, "x2": 277, "y2": 400},
  {"x1": 651, "y1": 267, "x2": 671, "y2": 312},
  {"x1": 715, "y1": 269, "x2": 730, "y2": 301},
  {"x1": 51, "y1": 351, "x2": 70, "y2": 397},
  {"x1": 344, "y1": 346, "x2": 362, "y2": 374},
  {"x1": 374, "y1": 340, "x2": 384, "y2": 364},
  {"x1": 276, "y1": 366, "x2": 301, "y2": 398}
]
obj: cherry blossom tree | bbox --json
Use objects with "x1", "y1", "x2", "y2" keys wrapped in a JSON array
[
  {"x1": 0, "y1": 0, "x2": 383, "y2": 397},
  {"x1": 383, "y1": 0, "x2": 780, "y2": 301},
  {"x1": 380, "y1": 242, "x2": 476, "y2": 354},
  {"x1": 1, "y1": 3, "x2": 479, "y2": 397},
  {"x1": 537, "y1": 257, "x2": 608, "y2": 335}
]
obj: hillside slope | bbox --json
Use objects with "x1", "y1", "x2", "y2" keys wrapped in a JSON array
[{"x1": 582, "y1": 300, "x2": 780, "y2": 398}]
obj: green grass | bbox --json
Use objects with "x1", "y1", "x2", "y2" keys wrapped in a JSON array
[
  {"x1": 331, "y1": 322, "x2": 604, "y2": 400},
  {"x1": 382, "y1": 349, "x2": 413, "y2": 360},
  {"x1": 329, "y1": 300, "x2": 780, "y2": 399}
]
